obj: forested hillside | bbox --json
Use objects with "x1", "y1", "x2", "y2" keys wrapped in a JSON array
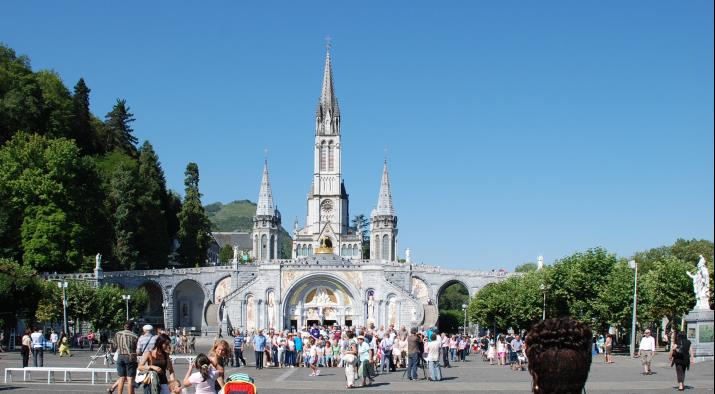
[{"x1": 0, "y1": 44, "x2": 212, "y2": 273}]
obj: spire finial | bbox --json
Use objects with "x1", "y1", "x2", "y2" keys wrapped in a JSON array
[
  {"x1": 384, "y1": 146, "x2": 388, "y2": 163},
  {"x1": 325, "y1": 35, "x2": 332, "y2": 52}
]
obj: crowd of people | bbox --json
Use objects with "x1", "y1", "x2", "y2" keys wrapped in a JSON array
[{"x1": 7, "y1": 317, "x2": 701, "y2": 394}]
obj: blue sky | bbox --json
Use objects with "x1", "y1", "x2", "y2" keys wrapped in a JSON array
[{"x1": 2, "y1": 1, "x2": 713, "y2": 270}]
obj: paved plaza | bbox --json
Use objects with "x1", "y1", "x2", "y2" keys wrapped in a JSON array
[{"x1": 0, "y1": 339, "x2": 713, "y2": 393}]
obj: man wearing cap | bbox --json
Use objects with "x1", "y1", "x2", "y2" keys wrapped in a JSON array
[
  {"x1": 638, "y1": 329, "x2": 656, "y2": 375},
  {"x1": 135, "y1": 324, "x2": 156, "y2": 357},
  {"x1": 356, "y1": 335, "x2": 374, "y2": 386}
]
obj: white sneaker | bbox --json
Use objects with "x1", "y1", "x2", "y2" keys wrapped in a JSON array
[{"x1": 316, "y1": 370, "x2": 321, "y2": 376}]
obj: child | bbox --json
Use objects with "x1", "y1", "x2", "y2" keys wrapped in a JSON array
[
  {"x1": 182, "y1": 353, "x2": 218, "y2": 394},
  {"x1": 324, "y1": 341, "x2": 333, "y2": 367},
  {"x1": 308, "y1": 339, "x2": 320, "y2": 376}
]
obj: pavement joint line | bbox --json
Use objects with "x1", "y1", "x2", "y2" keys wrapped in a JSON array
[{"x1": 275, "y1": 366, "x2": 298, "y2": 382}]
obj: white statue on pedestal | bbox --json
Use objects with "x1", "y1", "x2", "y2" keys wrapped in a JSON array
[
  {"x1": 232, "y1": 245, "x2": 239, "y2": 263},
  {"x1": 537, "y1": 255, "x2": 544, "y2": 270},
  {"x1": 686, "y1": 255, "x2": 711, "y2": 310},
  {"x1": 95, "y1": 253, "x2": 102, "y2": 270}
]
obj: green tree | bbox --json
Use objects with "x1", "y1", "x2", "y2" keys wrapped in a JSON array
[
  {"x1": 0, "y1": 258, "x2": 42, "y2": 329},
  {"x1": 596, "y1": 259, "x2": 640, "y2": 331},
  {"x1": 35, "y1": 280, "x2": 62, "y2": 324},
  {"x1": 66, "y1": 281, "x2": 96, "y2": 330},
  {"x1": 89, "y1": 285, "x2": 148, "y2": 330},
  {"x1": 108, "y1": 163, "x2": 140, "y2": 270},
  {"x1": 104, "y1": 99, "x2": 137, "y2": 155},
  {"x1": 0, "y1": 132, "x2": 102, "y2": 271},
  {"x1": 549, "y1": 247, "x2": 617, "y2": 326},
  {"x1": 351, "y1": 214, "x2": 370, "y2": 258},
  {"x1": 640, "y1": 257, "x2": 696, "y2": 328},
  {"x1": 218, "y1": 244, "x2": 234, "y2": 264},
  {"x1": 21, "y1": 204, "x2": 83, "y2": 272},
  {"x1": 136, "y1": 141, "x2": 170, "y2": 269},
  {"x1": 0, "y1": 45, "x2": 43, "y2": 144},
  {"x1": 439, "y1": 283, "x2": 469, "y2": 310},
  {"x1": 515, "y1": 262, "x2": 538, "y2": 273},
  {"x1": 177, "y1": 163, "x2": 211, "y2": 267},
  {"x1": 71, "y1": 78, "x2": 94, "y2": 154}
]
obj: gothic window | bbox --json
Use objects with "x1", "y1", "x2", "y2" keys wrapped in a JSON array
[
  {"x1": 261, "y1": 234, "x2": 268, "y2": 260},
  {"x1": 328, "y1": 141, "x2": 334, "y2": 171},
  {"x1": 320, "y1": 141, "x2": 327, "y2": 171},
  {"x1": 353, "y1": 244, "x2": 360, "y2": 257},
  {"x1": 308, "y1": 245, "x2": 313, "y2": 256},
  {"x1": 382, "y1": 234, "x2": 390, "y2": 261},
  {"x1": 270, "y1": 235, "x2": 276, "y2": 259}
]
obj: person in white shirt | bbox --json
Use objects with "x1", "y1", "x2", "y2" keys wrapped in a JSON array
[
  {"x1": 426, "y1": 333, "x2": 442, "y2": 381},
  {"x1": 30, "y1": 327, "x2": 46, "y2": 367},
  {"x1": 49, "y1": 330, "x2": 58, "y2": 354},
  {"x1": 638, "y1": 329, "x2": 656, "y2": 375}
]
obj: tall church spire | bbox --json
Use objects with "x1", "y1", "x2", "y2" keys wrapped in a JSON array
[
  {"x1": 256, "y1": 160, "x2": 275, "y2": 216},
  {"x1": 376, "y1": 161, "x2": 395, "y2": 216},
  {"x1": 317, "y1": 46, "x2": 340, "y2": 117}
]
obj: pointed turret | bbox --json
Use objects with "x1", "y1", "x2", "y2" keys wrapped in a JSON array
[
  {"x1": 253, "y1": 160, "x2": 281, "y2": 261},
  {"x1": 256, "y1": 160, "x2": 275, "y2": 216},
  {"x1": 376, "y1": 161, "x2": 395, "y2": 216},
  {"x1": 370, "y1": 161, "x2": 398, "y2": 262}
]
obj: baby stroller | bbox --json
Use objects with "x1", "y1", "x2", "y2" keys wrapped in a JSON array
[{"x1": 221, "y1": 373, "x2": 257, "y2": 394}]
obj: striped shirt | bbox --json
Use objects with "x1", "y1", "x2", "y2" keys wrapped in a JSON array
[
  {"x1": 233, "y1": 335, "x2": 245, "y2": 349},
  {"x1": 114, "y1": 330, "x2": 138, "y2": 356}
]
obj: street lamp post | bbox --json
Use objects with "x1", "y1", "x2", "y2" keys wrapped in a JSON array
[
  {"x1": 629, "y1": 260, "x2": 638, "y2": 358},
  {"x1": 58, "y1": 281, "x2": 68, "y2": 334},
  {"x1": 462, "y1": 304, "x2": 468, "y2": 335},
  {"x1": 122, "y1": 294, "x2": 131, "y2": 321},
  {"x1": 540, "y1": 284, "x2": 550, "y2": 320}
]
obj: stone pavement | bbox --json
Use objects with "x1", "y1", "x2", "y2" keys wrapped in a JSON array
[{"x1": 0, "y1": 341, "x2": 713, "y2": 393}]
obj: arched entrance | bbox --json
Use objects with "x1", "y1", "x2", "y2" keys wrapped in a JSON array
[
  {"x1": 282, "y1": 274, "x2": 359, "y2": 330},
  {"x1": 139, "y1": 281, "x2": 165, "y2": 328},
  {"x1": 437, "y1": 280, "x2": 470, "y2": 334},
  {"x1": 173, "y1": 280, "x2": 205, "y2": 332}
]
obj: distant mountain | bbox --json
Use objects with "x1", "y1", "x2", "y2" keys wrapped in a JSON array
[
  {"x1": 205, "y1": 199, "x2": 256, "y2": 232},
  {"x1": 205, "y1": 200, "x2": 292, "y2": 258}
]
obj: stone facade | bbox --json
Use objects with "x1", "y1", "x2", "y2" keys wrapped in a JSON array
[{"x1": 46, "y1": 47, "x2": 511, "y2": 335}]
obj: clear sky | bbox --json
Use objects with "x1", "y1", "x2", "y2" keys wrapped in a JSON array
[{"x1": 2, "y1": 1, "x2": 713, "y2": 270}]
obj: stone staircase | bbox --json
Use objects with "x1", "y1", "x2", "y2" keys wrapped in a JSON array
[{"x1": 422, "y1": 303, "x2": 439, "y2": 328}]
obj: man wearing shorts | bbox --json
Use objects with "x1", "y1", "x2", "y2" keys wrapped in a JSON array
[
  {"x1": 638, "y1": 329, "x2": 656, "y2": 375},
  {"x1": 114, "y1": 321, "x2": 139, "y2": 394}
]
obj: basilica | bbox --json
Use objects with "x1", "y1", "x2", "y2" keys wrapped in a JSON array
[{"x1": 51, "y1": 48, "x2": 509, "y2": 334}]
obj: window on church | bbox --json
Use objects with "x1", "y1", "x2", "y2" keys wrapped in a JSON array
[
  {"x1": 328, "y1": 142, "x2": 334, "y2": 171},
  {"x1": 320, "y1": 142, "x2": 327, "y2": 171},
  {"x1": 382, "y1": 235, "x2": 390, "y2": 261},
  {"x1": 308, "y1": 245, "x2": 313, "y2": 256}
]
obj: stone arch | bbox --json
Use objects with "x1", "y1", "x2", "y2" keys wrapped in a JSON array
[
  {"x1": 213, "y1": 275, "x2": 232, "y2": 304},
  {"x1": 173, "y1": 279, "x2": 206, "y2": 332},
  {"x1": 410, "y1": 276, "x2": 432, "y2": 303},
  {"x1": 436, "y1": 279, "x2": 471, "y2": 305},
  {"x1": 138, "y1": 280, "x2": 165, "y2": 328},
  {"x1": 436, "y1": 279, "x2": 471, "y2": 334},
  {"x1": 282, "y1": 273, "x2": 360, "y2": 329}
]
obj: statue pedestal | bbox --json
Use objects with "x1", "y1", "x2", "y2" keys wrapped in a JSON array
[{"x1": 683, "y1": 308, "x2": 714, "y2": 363}]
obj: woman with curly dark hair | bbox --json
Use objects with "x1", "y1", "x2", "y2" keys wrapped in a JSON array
[{"x1": 525, "y1": 317, "x2": 593, "y2": 394}]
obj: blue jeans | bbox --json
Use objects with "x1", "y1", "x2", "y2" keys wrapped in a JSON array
[
  {"x1": 408, "y1": 353, "x2": 419, "y2": 380},
  {"x1": 450, "y1": 348, "x2": 456, "y2": 361},
  {"x1": 381, "y1": 351, "x2": 392, "y2": 372},
  {"x1": 429, "y1": 361, "x2": 442, "y2": 381}
]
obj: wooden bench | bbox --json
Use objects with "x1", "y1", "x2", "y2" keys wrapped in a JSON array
[{"x1": 4, "y1": 367, "x2": 116, "y2": 384}]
